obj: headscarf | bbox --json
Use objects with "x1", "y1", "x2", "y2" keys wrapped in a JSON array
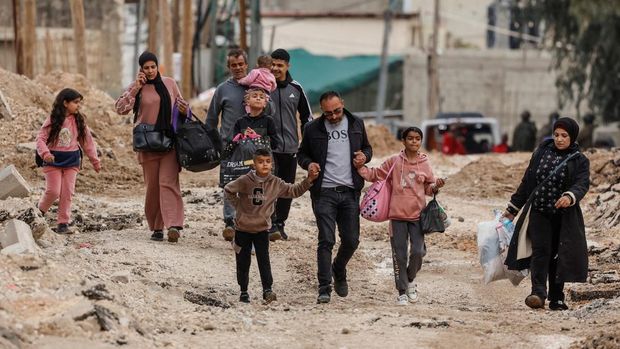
[
  {"x1": 553, "y1": 117, "x2": 579, "y2": 144},
  {"x1": 133, "y1": 51, "x2": 172, "y2": 133}
]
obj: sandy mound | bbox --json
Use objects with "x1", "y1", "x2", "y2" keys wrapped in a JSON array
[{"x1": 365, "y1": 123, "x2": 402, "y2": 157}]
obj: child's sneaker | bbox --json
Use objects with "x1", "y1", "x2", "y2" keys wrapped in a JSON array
[
  {"x1": 239, "y1": 291, "x2": 250, "y2": 303},
  {"x1": 56, "y1": 223, "x2": 73, "y2": 235},
  {"x1": 396, "y1": 294, "x2": 409, "y2": 306},
  {"x1": 407, "y1": 283, "x2": 418, "y2": 303},
  {"x1": 263, "y1": 289, "x2": 277, "y2": 303}
]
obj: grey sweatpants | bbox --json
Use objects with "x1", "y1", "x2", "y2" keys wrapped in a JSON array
[{"x1": 390, "y1": 220, "x2": 426, "y2": 294}]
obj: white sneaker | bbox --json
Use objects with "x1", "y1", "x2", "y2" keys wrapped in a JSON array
[
  {"x1": 396, "y1": 294, "x2": 408, "y2": 306},
  {"x1": 407, "y1": 283, "x2": 418, "y2": 303}
]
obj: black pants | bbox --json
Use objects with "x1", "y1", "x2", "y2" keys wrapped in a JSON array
[
  {"x1": 234, "y1": 230, "x2": 273, "y2": 292},
  {"x1": 311, "y1": 189, "x2": 360, "y2": 294},
  {"x1": 272, "y1": 152, "x2": 297, "y2": 225},
  {"x1": 528, "y1": 210, "x2": 564, "y2": 301}
]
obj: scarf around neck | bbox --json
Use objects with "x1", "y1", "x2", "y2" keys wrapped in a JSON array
[{"x1": 133, "y1": 72, "x2": 172, "y2": 133}]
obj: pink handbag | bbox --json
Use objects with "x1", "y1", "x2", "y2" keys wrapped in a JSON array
[{"x1": 360, "y1": 161, "x2": 396, "y2": 222}]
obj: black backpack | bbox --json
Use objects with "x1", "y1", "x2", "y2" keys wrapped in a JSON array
[{"x1": 174, "y1": 112, "x2": 221, "y2": 172}]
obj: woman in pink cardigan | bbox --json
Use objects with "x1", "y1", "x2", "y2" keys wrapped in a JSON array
[
  {"x1": 358, "y1": 127, "x2": 444, "y2": 305},
  {"x1": 36, "y1": 88, "x2": 101, "y2": 234},
  {"x1": 115, "y1": 51, "x2": 188, "y2": 243}
]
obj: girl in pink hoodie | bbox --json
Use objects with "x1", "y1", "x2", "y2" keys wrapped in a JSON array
[
  {"x1": 358, "y1": 127, "x2": 444, "y2": 305},
  {"x1": 36, "y1": 88, "x2": 101, "y2": 234}
]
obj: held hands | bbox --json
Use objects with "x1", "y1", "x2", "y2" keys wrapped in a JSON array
[
  {"x1": 555, "y1": 195, "x2": 572, "y2": 209},
  {"x1": 432, "y1": 178, "x2": 446, "y2": 194},
  {"x1": 244, "y1": 127, "x2": 257, "y2": 137},
  {"x1": 308, "y1": 162, "x2": 321, "y2": 181},
  {"x1": 353, "y1": 151, "x2": 366, "y2": 169},
  {"x1": 135, "y1": 71, "x2": 147, "y2": 88}
]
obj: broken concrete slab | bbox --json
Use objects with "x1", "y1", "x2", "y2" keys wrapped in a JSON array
[
  {"x1": 0, "y1": 165, "x2": 30, "y2": 200},
  {"x1": 183, "y1": 290, "x2": 230, "y2": 308},
  {"x1": 110, "y1": 270, "x2": 130, "y2": 284},
  {"x1": 570, "y1": 284, "x2": 620, "y2": 301},
  {"x1": 15, "y1": 142, "x2": 36, "y2": 154},
  {"x1": 0, "y1": 219, "x2": 40, "y2": 255}
]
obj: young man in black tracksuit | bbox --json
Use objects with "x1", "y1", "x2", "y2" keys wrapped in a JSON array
[
  {"x1": 268, "y1": 48, "x2": 313, "y2": 241},
  {"x1": 297, "y1": 91, "x2": 372, "y2": 304}
]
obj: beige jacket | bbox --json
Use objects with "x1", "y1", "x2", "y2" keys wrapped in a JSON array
[{"x1": 224, "y1": 171, "x2": 312, "y2": 233}]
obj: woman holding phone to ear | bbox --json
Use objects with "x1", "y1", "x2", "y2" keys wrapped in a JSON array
[{"x1": 115, "y1": 51, "x2": 189, "y2": 243}]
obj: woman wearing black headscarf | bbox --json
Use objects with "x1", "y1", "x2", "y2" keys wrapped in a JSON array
[
  {"x1": 115, "y1": 51, "x2": 188, "y2": 243},
  {"x1": 503, "y1": 117, "x2": 590, "y2": 310}
]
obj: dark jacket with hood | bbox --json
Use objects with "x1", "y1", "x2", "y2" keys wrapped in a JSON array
[
  {"x1": 505, "y1": 139, "x2": 590, "y2": 283},
  {"x1": 297, "y1": 108, "x2": 373, "y2": 198},
  {"x1": 270, "y1": 71, "x2": 312, "y2": 154}
]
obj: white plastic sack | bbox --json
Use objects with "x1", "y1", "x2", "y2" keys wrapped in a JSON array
[{"x1": 477, "y1": 210, "x2": 528, "y2": 285}]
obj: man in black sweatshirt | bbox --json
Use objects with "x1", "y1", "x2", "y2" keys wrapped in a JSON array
[{"x1": 268, "y1": 48, "x2": 313, "y2": 241}]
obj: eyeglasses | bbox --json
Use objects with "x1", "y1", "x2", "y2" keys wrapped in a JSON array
[{"x1": 322, "y1": 108, "x2": 343, "y2": 117}]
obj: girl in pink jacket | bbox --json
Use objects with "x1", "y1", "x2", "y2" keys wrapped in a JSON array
[
  {"x1": 358, "y1": 127, "x2": 444, "y2": 305},
  {"x1": 36, "y1": 88, "x2": 101, "y2": 234}
]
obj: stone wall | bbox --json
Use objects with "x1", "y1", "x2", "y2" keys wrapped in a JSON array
[{"x1": 403, "y1": 49, "x2": 575, "y2": 140}]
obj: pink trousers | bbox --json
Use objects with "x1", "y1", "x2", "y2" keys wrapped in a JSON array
[
  {"x1": 38, "y1": 166, "x2": 79, "y2": 224},
  {"x1": 140, "y1": 150, "x2": 184, "y2": 231}
]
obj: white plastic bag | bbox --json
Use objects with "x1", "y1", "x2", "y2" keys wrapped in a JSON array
[{"x1": 477, "y1": 210, "x2": 528, "y2": 285}]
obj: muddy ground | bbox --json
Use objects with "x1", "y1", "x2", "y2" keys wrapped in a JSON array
[{"x1": 1, "y1": 68, "x2": 620, "y2": 348}]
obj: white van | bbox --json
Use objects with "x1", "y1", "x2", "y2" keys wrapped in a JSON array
[{"x1": 420, "y1": 112, "x2": 501, "y2": 153}]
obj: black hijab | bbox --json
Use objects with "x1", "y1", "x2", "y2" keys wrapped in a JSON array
[
  {"x1": 133, "y1": 52, "x2": 172, "y2": 133},
  {"x1": 553, "y1": 117, "x2": 579, "y2": 145}
]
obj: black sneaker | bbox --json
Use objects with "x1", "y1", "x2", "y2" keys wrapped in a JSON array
[
  {"x1": 150, "y1": 230, "x2": 164, "y2": 241},
  {"x1": 525, "y1": 294, "x2": 545, "y2": 309},
  {"x1": 277, "y1": 223, "x2": 288, "y2": 241},
  {"x1": 239, "y1": 291, "x2": 250, "y2": 303},
  {"x1": 263, "y1": 289, "x2": 277, "y2": 303},
  {"x1": 56, "y1": 223, "x2": 73, "y2": 235},
  {"x1": 317, "y1": 293, "x2": 331, "y2": 304},
  {"x1": 549, "y1": 300, "x2": 569, "y2": 311},
  {"x1": 332, "y1": 266, "x2": 348, "y2": 297}
]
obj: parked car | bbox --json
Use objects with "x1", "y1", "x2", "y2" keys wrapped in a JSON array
[{"x1": 420, "y1": 112, "x2": 501, "y2": 153}]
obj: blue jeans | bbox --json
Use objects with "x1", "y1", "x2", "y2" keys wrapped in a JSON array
[{"x1": 311, "y1": 188, "x2": 360, "y2": 294}]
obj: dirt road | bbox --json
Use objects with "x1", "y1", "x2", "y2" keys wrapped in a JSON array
[{"x1": 2, "y1": 153, "x2": 619, "y2": 349}]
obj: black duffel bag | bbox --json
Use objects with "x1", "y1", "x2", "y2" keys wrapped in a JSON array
[
  {"x1": 173, "y1": 107, "x2": 221, "y2": 172},
  {"x1": 133, "y1": 123, "x2": 173, "y2": 152}
]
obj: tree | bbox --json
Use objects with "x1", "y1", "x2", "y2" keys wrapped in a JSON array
[{"x1": 530, "y1": 0, "x2": 620, "y2": 122}]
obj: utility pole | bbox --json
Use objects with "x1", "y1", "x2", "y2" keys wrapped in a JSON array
[
  {"x1": 427, "y1": 0, "x2": 441, "y2": 118},
  {"x1": 148, "y1": 0, "x2": 158, "y2": 52},
  {"x1": 12, "y1": 0, "x2": 24, "y2": 75},
  {"x1": 209, "y1": 0, "x2": 218, "y2": 86},
  {"x1": 249, "y1": 0, "x2": 261, "y2": 65},
  {"x1": 160, "y1": 0, "x2": 173, "y2": 75},
  {"x1": 22, "y1": 0, "x2": 35, "y2": 78},
  {"x1": 239, "y1": 0, "x2": 248, "y2": 51},
  {"x1": 375, "y1": 0, "x2": 397, "y2": 126},
  {"x1": 69, "y1": 0, "x2": 87, "y2": 76},
  {"x1": 181, "y1": 0, "x2": 193, "y2": 97}
]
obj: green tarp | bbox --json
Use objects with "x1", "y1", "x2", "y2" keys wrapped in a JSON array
[{"x1": 287, "y1": 48, "x2": 402, "y2": 106}]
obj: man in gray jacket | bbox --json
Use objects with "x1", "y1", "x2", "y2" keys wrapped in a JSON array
[
  {"x1": 269, "y1": 48, "x2": 313, "y2": 241},
  {"x1": 206, "y1": 48, "x2": 249, "y2": 241}
]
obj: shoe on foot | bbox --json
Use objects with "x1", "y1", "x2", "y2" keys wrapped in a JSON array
[
  {"x1": 549, "y1": 300, "x2": 569, "y2": 311},
  {"x1": 223, "y1": 225, "x2": 235, "y2": 242},
  {"x1": 263, "y1": 289, "x2": 277, "y2": 303},
  {"x1": 332, "y1": 266, "x2": 348, "y2": 297},
  {"x1": 396, "y1": 294, "x2": 409, "y2": 306},
  {"x1": 268, "y1": 231, "x2": 282, "y2": 242},
  {"x1": 317, "y1": 292, "x2": 331, "y2": 304},
  {"x1": 276, "y1": 223, "x2": 288, "y2": 241},
  {"x1": 525, "y1": 294, "x2": 545, "y2": 309},
  {"x1": 150, "y1": 230, "x2": 164, "y2": 241},
  {"x1": 56, "y1": 223, "x2": 73, "y2": 235},
  {"x1": 167, "y1": 227, "x2": 180, "y2": 243},
  {"x1": 407, "y1": 283, "x2": 418, "y2": 303},
  {"x1": 239, "y1": 291, "x2": 250, "y2": 303}
]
